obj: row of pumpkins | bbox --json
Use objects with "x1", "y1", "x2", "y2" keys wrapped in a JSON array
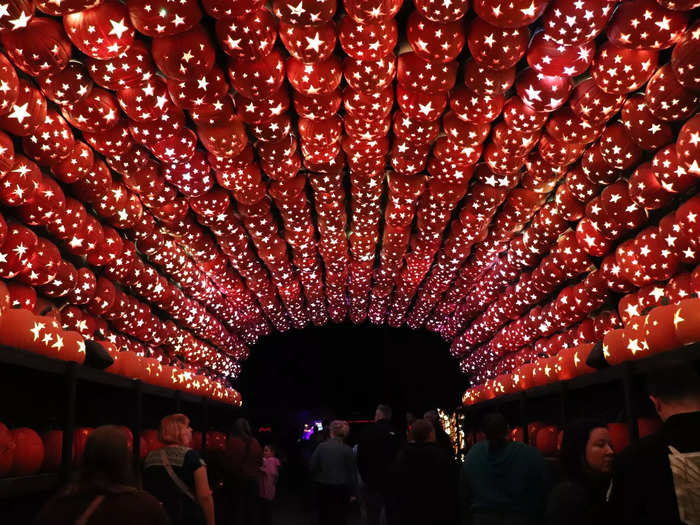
[
  {"x1": 0, "y1": 421, "x2": 230, "y2": 478},
  {"x1": 466, "y1": 418, "x2": 662, "y2": 458},
  {"x1": 463, "y1": 296, "x2": 700, "y2": 405},
  {"x1": 0, "y1": 282, "x2": 242, "y2": 405}
]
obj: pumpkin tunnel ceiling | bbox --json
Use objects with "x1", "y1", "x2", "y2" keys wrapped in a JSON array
[{"x1": 0, "y1": 0, "x2": 698, "y2": 390}]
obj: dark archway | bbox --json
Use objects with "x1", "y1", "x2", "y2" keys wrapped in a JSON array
[{"x1": 234, "y1": 323, "x2": 468, "y2": 428}]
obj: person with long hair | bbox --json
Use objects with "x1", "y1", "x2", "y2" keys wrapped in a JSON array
[
  {"x1": 227, "y1": 417, "x2": 263, "y2": 525},
  {"x1": 35, "y1": 426, "x2": 170, "y2": 525},
  {"x1": 546, "y1": 419, "x2": 614, "y2": 525},
  {"x1": 460, "y1": 413, "x2": 550, "y2": 525},
  {"x1": 143, "y1": 414, "x2": 215, "y2": 525}
]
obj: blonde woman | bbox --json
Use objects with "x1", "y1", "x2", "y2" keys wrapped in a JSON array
[{"x1": 143, "y1": 414, "x2": 215, "y2": 525}]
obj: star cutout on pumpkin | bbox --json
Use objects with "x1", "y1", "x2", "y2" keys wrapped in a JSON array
[
  {"x1": 9, "y1": 10, "x2": 31, "y2": 29},
  {"x1": 7, "y1": 102, "x2": 31, "y2": 124},
  {"x1": 288, "y1": 1, "x2": 306, "y2": 16},
  {"x1": 109, "y1": 18, "x2": 130, "y2": 40},
  {"x1": 305, "y1": 32, "x2": 323, "y2": 53},
  {"x1": 30, "y1": 322, "x2": 45, "y2": 342}
]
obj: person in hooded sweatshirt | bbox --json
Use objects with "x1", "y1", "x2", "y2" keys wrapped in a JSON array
[
  {"x1": 546, "y1": 419, "x2": 615, "y2": 525},
  {"x1": 388, "y1": 419, "x2": 458, "y2": 525},
  {"x1": 460, "y1": 413, "x2": 550, "y2": 525}
]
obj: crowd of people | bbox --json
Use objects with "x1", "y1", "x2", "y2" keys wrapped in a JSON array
[
  {"x1": 33, "y1": 415, "x2": 278, "y2": 525},
  {"x1": 31, "y1": 362, "x2": 700, "y2": 524},
  {"x1": 305, "y1": 362, "x2": 700, "y2": 525}
]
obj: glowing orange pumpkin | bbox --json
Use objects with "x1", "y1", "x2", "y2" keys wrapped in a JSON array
[
  {"x1": 516, "y1": 363, "x2": 536, "y2": 390},
  {"x1": 0, "y1": 308, "x2": 38, "y2": 349},
  {"x1": 673, "y1": 298, "x2": 700, "y2": 345},
  {"x1": 645, "y1": 305, "x2": 683, "y2": 354}
]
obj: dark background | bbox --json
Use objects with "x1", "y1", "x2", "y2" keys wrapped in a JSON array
[{"x1": 233, "y1": 322, "x2": 469, "y2": 430}]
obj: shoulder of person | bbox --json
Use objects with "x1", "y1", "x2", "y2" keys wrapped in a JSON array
[
  {"x1": 468, "y1": 440, "x2": 489, "y2": 454},
  {"x1": 185, "y1": 447, "x2": 206, "y2": 466},
  {"x1": 615, "y1": 431, "x2": 665, "y2": 468}
]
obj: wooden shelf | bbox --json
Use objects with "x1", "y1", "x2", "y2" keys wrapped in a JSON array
[
  {"x1": 76, "y1": 364, "x2": 135, "y2": 390},
  {"x1": 0, "y1": 474, "x2": 59, "y2": 500},
  {"x1": 0, "y1": 345, "x2": 239, "y2": 502},
  {"x1": 0, "y1": 346, "x2": 234, "y2": 407},
  {"x1": 0, "y1": 345, "x2": 69, "y2": 376}
]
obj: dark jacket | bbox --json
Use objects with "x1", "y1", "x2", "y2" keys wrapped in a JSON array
[
  {"x1": 357, "y1": 419, "x2": 400, "y2": 492},
  {"x1": 609, "y1": 411, "x2": 700, "y2": 524},
  {"x1": 546, "y1": 475, "x2": 613, "y2": 525},
  {"x1": 310, "y1": 437, "x2": 358, "y2": 489},
  {"x1": 461, "y1": 440, "x2": 550, "y2": 524},
  {"x1": 389, "y1": 442, "x2": 458, "y2": 525}
]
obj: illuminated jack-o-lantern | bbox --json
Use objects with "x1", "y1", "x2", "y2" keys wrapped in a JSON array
[
  {"x1": 118, "y1": 351, "x2": 146, "y2": 380},
  {"x1": 673, "y1": 298, "x2": 700, "y2": 346},
  {"x1": 645, "y1": 305, "x2": 683, "y2": 355},
  {"x1": 0, "y1": 308, "x2": 40, "y2": 350},
  {"x1": 603, "y1": 319, "x2": 648, "y2": 366}
]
